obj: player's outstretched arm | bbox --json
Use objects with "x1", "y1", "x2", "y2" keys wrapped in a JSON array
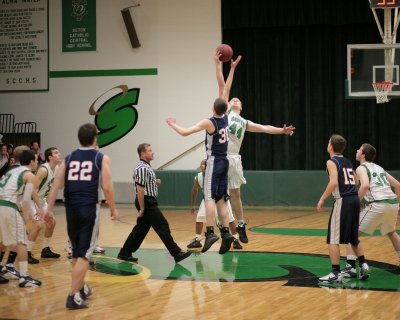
[
  {"x1": 222, "y1": 55, "x2": 242, "y2": 102},
  {"x1": 166, "y1": 117, "x2": 213, "y2": 136},
  {"x1": 246, "y1": 121, "x2": 295, "y2": 136},
  {"x1": 214, "y1": 50, "x2": 225, "y2": 98}
]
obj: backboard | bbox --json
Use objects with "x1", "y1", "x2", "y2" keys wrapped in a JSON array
[{"x1": 347, "y1": 43, "x2": 400, "y2": 98}]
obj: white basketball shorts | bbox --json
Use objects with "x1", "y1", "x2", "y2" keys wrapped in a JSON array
[
  {"x1": 0, "y1": 206, "x2": 27, "y2": 246},
  {"x1": 227, "y1": 154, "x2": 246, "y2": 189},
  {"x1": 359, "y1": 201, "x2": 399, "y2": 235}
]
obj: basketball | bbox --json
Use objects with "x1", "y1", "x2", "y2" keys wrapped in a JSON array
[{"x1": 216, "y1": 44, "x2": 233, "y2": 62}]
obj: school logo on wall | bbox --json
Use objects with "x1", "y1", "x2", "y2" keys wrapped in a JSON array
[
  {"x1": 89, "y1": 85, "x2": 140, "y2": 148},
  {"x1": 71, "y1": 0, "x2": 88, "y2": 21}
]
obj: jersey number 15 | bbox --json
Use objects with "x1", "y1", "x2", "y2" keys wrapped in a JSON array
[{"x1": 343, "y1": 168, "x2": 356, "y2": 185}]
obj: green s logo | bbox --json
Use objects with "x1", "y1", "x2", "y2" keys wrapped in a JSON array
[{"x1": 89, "y1": 85, "x2": 140, "y2": 148}]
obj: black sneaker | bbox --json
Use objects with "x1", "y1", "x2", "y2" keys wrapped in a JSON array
[
  {"x1": 41, "y1": 247, "x2": 61, "y2": 259},
  {"x1": 201, "y1": 233, "x2": 219, "y2": 253},
  {"x1": 219, "y1": 233, "x2": 235, "y2": 254},
  {"x1": 187, "y1": 238, "x2": 202, "y2": 249},
  {"x1": 0, "y1": 275, "x2": 9, "y2": 284},
  {"x1": 233, "y1": 239, "x2": 243, "y2": 250},
  {"x1": 19, "y1": 275, "x2": 42, "y2": 287},
  {"x1": 174, "y1": 251, "x2": 191, "y2": 263},
  {"x1": 216, "y1": 222, "x2": 224, "y2": 234},
  {"x1": 28, "y1": 251, "x2": 40, "y2": 264},
  {"x1": 117, "y1": 253, "x2": 138, "y2": 263},
  {"x1": 66, "y1": 293, "x2": 88, "y2": 310},
  {"x1": 236, "y1": 223, "x2": 248, "y2": 243},
  {"x1": 80, "y1": 282, "x2": 93, "y2": 300},
  {"x1": 338, "y1": 263, "x2": 357, "y2": 279}
]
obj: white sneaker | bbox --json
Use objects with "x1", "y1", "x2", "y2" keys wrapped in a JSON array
[
  {"x1": 319, "y1": 272, "x2": 341, "y2": 283},
  {"x1": 93, "y1": 245, "x2": 105, "y2": 254},
  {"x1": 359, "y1": 262, "x2": 370, "y2": 280}
]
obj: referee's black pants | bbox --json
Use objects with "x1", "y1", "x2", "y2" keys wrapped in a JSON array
[{"x1": 119, "y1": 196, "x2": 182, "y2": 257}]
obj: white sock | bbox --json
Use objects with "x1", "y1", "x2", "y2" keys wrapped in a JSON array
[
  {"x1": 27, "y1": 240, "x2": 35, "y2": 252},
  {"x1": 19, "y1": 261, "x2": 28, "y2": 277},
  {"x1": 233, "y1": 233, "x2": 239, "y2": 240},
  {"x1": 42, "y1": 237, "x2": 51, "y2": 249},
  {"x1": 238, "y1": 220, "x2": 245, "y2": 226},
  {"x1": 195, "y1": 234, "x2": 202, "y2": 240}
]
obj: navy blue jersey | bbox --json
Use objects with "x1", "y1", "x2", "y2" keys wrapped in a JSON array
[
  {"x1": 329, "y1": 155, "x2": 357, "y2": 199},
  {"x1": 205, "y1": 115, "x2": 229, "y2": 157},
  {"x1": 64, "y1": 147, "x2": 103, "y2": 207}
]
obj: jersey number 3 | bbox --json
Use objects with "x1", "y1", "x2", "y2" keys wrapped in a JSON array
[
  {"x1": 68, "y1": 161, "x2": 93, "y2": 181},
  {"x1": 218, "y1": 127, "x2": 230, "y2": 143}
]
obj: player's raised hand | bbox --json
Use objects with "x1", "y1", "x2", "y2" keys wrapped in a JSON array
[
  {"x1": 231, "y1": 55, "x2": 242, "y2": 68},
  {"x1": 283, "y1": 124, "x2": 295, "y2": 136},
  {"x1": 166, "y1": 117, "x2": 176, "y2": 126}
]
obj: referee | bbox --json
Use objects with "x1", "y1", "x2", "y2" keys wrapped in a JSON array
[{"x1": 118, "y1": 143, "x2": 191, "y2": 263}]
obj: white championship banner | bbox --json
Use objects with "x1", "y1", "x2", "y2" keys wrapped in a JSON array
[{"x1": 0, "y1": 0, "x2": 49, "y2": 92}]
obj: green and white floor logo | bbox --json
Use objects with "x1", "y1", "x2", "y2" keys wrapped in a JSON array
[{"x1": 91, "y1": 247, "x2": 400, "y2": 292}]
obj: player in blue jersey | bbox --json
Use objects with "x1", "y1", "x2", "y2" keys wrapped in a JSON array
[
  {"x1": 214, "y1": 50, "x2": 295, "y2": 244},
  {"x1": 317, "y1": 134, "x2": 366, "y2": 283},
  {"x1": 166, "y1": 98, "x2": 235, "y2": 254},
  {"x1": 45, "y1": 123, "x2": 119, "y2": 310}
]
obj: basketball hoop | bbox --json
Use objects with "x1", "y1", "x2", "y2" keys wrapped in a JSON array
[{"x1": 372, "y1": 81, "x2": 393, "y2": 103}]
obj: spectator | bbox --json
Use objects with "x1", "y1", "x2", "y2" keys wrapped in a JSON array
[
  {"x1": 30, "y1": 141, "x2": 45, "y2": 164},
  {"x1": 0, "y1": 144, "x2": 9, "y2": 178}
]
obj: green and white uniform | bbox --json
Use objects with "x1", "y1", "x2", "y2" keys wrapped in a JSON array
[
  {"x1": 31, "y1": 163, "x2": 58, "y2": 220},
  {"x1": 0, "y1": 166, "x2": 29, "y2": 245},
  {"x1": 227, "y1": 109, "x2": 247, "y2": 189},
  {"x1": 359, "y1": 162, "x2": 399, "y2": 235}
]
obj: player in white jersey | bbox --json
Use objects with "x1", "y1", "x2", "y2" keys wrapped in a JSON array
[
  {"x1": 214, "y1": 50, "x2": 295, "y2": 243},
  {"x1": 341, "y1": 143, "x2": 400, "y2": 278},
  {"x1": 187, "y1": 159, "x2": 242, "y2": 249},
  {"x1": 26, "y1": 147, "x2": 62, "y2": 264},
  {"x1": 0, "y1": 149, "x2": 42, "y2": 287}
]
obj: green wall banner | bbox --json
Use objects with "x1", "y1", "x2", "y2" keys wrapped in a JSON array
[
  {"x1": 0, "y1": 0, "x2": 49, "y2": 92},
  {"x1": 62, "y1": 0, "x2": 96, "y2": 52}
]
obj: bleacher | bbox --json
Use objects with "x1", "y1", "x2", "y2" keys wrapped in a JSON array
[{"x1": 0, "y1": 114, "x2": 40, "y2": 147}]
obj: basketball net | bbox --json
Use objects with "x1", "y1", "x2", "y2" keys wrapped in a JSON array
[{"x1": 372, "y1": 81, "x2": 393, "y2": 103}]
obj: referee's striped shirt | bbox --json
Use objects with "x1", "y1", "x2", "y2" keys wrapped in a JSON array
[{"x1": 134, "y1": 159, "x2": 158, "y2": 197}]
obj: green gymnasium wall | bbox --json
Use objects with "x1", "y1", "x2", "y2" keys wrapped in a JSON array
[{"x1": 155, "y1": 170, "x2": 400, "y2": 207}]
